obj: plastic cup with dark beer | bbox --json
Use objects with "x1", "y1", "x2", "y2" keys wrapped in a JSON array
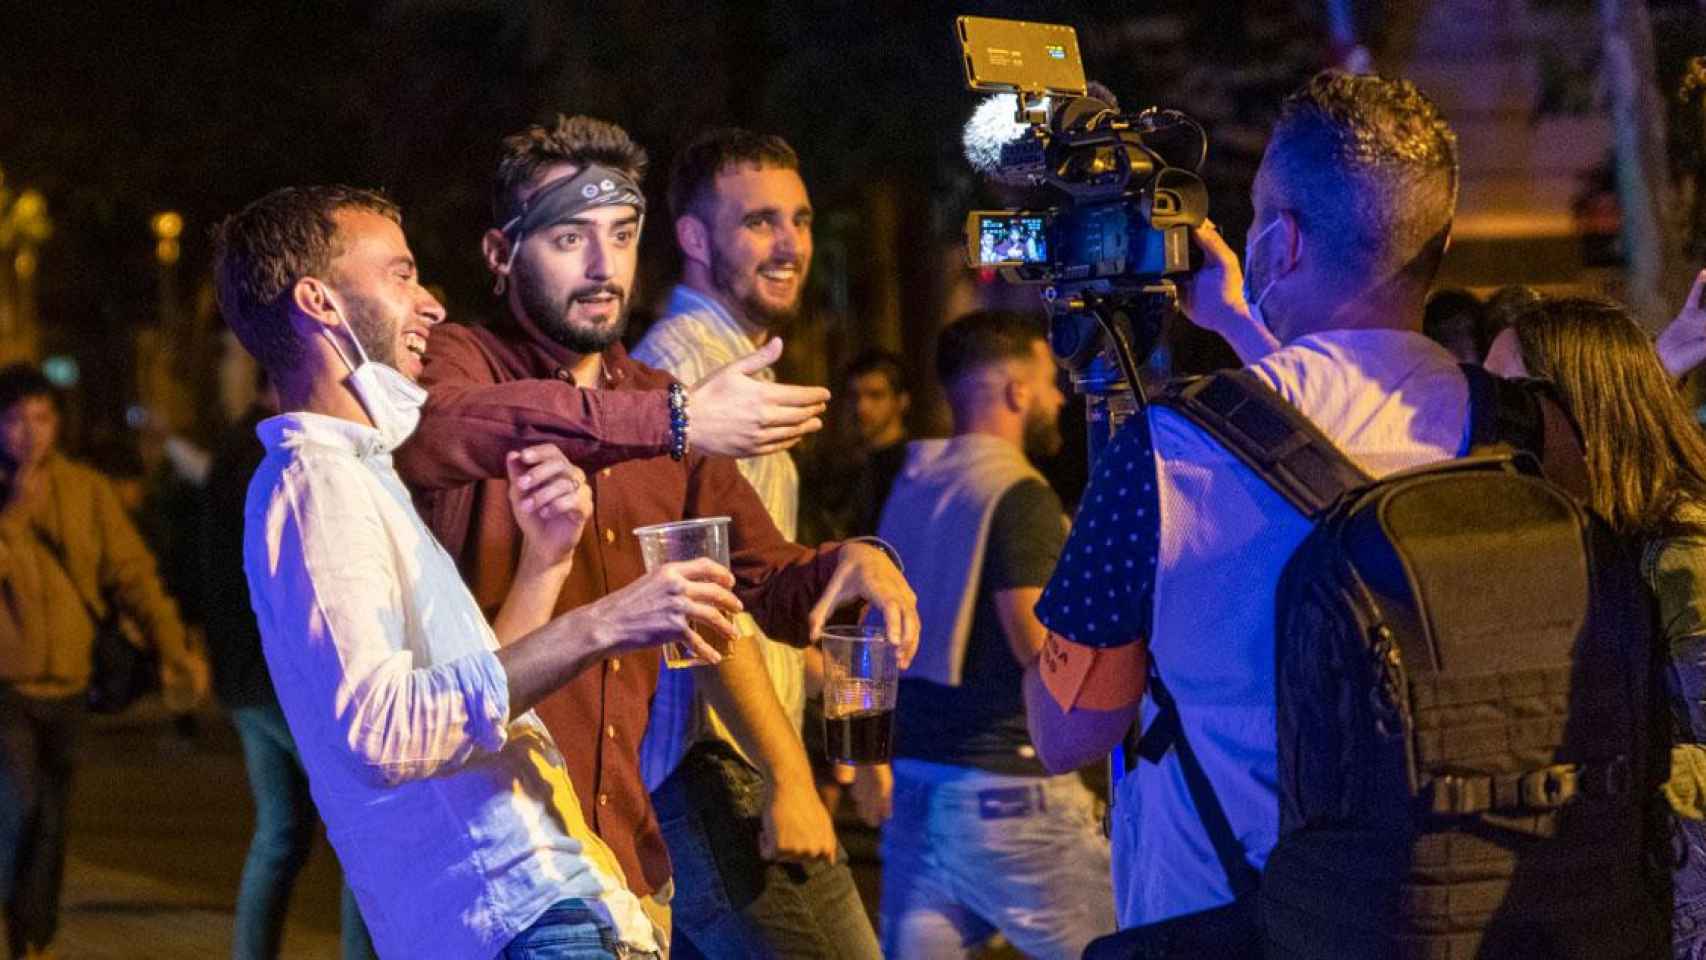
[
  {"x1": 633, "y1": 516, "x2": 740, "y2": 668},
  {"x1": 820, "y1": 625, "x2": 900, "y2": 765}
]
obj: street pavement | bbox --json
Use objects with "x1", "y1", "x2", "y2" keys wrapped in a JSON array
[
  {"x1": 47, "y1": 700, "x2": 919, "y2": 959},
  {"x1": 53, "y1": 701, "x2": 344, "y2": 958}
]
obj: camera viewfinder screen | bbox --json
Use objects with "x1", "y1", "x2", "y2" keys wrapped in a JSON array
[{"x1": 977, "y1": 215, "x2": 1049, "y2": 266}]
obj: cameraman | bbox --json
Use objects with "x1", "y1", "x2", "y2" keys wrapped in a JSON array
[{"x1": 1022, "y1": 71, "x2": 1464, "y2": 952}]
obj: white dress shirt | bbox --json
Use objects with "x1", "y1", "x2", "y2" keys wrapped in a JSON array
[
  {"x1": 633, "y1": 285, "x2": 806, "y2": 790},
  {"x1": 243, "y1": 411, "x2": 656, "y2": 959}
]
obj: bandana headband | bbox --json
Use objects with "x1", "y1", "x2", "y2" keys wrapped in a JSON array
[{"x1": 499, "y1": 163, "x2": 646, "y2": 244}]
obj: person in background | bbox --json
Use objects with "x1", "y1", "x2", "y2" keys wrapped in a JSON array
[
  {"x1": 200, "y1": 328, "x2": 374, "y2": 959},
  {"x1": 876, "y1": 310, "x2": 1114, "y2": 959},
  {"x1": 1485, "y1": 289, "x2": 1706, "y2": 959},
  {"x1": 0, "y1": 364, "x2": 205, "y2": 960},
  {"x1": 631, "y1": 126, "x2": 881, "y2": 959},
  {"x1": 1482, "y1": 284, "x2": 1545, "y2": 341},
  {"x1": 1421, "y1": 287, "x2": 1489, "y2": 363},
  {"x1": 800, "y1": 350, "x2": 912, "y2": 546}
]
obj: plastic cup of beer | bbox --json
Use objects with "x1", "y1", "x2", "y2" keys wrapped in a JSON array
[
  {"x1": 820, "y1": 625, "x2": 900, "y2": 765},
  {"x1": 633, "y1": 516, "x2": 737, "y2": 668}
]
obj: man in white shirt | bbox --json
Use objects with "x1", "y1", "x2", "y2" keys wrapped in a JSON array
[
  {"x1": 632, "y1": 128, "x2": 880, "y2": 960},
  {"x1": 212, "y1": 184, "x2": 743, "y2": 959},
  {"x1": 1023, "y1": 72, "x2": 1464, "y2": 954}
]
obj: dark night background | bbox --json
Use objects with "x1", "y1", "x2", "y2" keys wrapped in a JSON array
[
  {"x1": 0, "y1": 1, "x2": 1347, "y2": 467},
  {"x1": 3, "y1": 0, "x2": 1703, "y2": 494},
  {"x1": 7, "y1": 2, "x2": 1706, "y2": 952}
]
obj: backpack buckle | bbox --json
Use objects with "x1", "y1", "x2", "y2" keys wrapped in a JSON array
[
  {"x1": 1520, "y1": 764, "x2": 1580, "y2": 809},
  {"x1": 1427, "y1": 774, "x2": 1490, "y2": 815}
]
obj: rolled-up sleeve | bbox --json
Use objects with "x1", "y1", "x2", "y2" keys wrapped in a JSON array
[
  {"x1": 1035, "y1": 412, "x2": 1160, "y2": 649},
  {"x1": 252, "y1": 457, "x2": 511, "y2": 787}
]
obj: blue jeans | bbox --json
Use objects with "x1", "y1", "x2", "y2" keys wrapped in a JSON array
[
  {"x1": 1675, "y1": 813, "x2": 1706, "y2": 959},
  {"x1": 230, "y1": 703, "x2": 374, "y2": 960},
  {"x1": 879, "y1": 766, "x2": 1116, "y2": 960},
  {"x1": 502, "y1": 899, "x2": 655, "y2": 959},
  {"x1": 0, "y1": 688, "x2": 80, "y2": 956},
  {"x1": 652, "y1": 740, "x2": 880, "y2": 960}
]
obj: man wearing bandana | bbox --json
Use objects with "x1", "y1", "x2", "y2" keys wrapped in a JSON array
[{"x1": 396, "y1": 115, "x2": 920, "y2": 941}]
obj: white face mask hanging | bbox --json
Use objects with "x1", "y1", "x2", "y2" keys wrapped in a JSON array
[
  {"x1": 1242, "y1": 216, "x2": 1285, "y2": 336},
  {"x1": 319, "y1": 294, "x2": 427, "y2": 451}
]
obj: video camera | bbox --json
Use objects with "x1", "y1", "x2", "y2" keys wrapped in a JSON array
[{"x1": 956, "y1": 16, "x2": 1210, "y2": 387}]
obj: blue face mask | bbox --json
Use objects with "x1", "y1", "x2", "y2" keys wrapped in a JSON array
[{"x1": 1242, "y1": 217, "x2": 1284, "y2": 335}]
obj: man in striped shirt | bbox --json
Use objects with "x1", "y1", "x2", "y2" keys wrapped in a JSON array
[{"x1": 632, "y1": 128, "x2": 882, "y2": 960}]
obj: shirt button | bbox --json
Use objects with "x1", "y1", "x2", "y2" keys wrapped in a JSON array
[
  {"x1": 610, "y1": 659, "x2": 621, "y2": 673},
  {"x1": 554, "y1": 368, "x2": 573, "y2": 382},
  {"x1": 604, "y1": 528, "x2": 615, "y2": 544},
  {"x1": 598, "y1": 793, "x2": 609, "y2": 806},
  {"x1": 601, "y1": 468, "x2": 612, "y2": 478},
  {"x1": 606, "y1": 725, "x2": 617, "y2": 739}
]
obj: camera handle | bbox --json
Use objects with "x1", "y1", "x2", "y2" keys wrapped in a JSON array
[
  {"x1": 1012, "y1": 90, "x2": 1051, "y2": 125},
  {"x1": 1050, "y1": 285, "x2": 1175, "y2": 816}
]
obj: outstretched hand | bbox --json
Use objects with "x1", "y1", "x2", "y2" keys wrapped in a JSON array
[
  {"x1": 689, "y1": 338, "x2": 830, "y2": 459},
  {"x1": 1658, "y1": 269, "x2": 1706, "y2": 379}
]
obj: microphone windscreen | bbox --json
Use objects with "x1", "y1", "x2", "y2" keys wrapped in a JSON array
[{"x1": 962, "y1": 94, "x2": 1040, "y2": 179}]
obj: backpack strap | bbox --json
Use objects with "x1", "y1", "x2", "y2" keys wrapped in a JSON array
[
  {"x1": 1460, "y1": 363, "x2": 1591, "y2": 501},
  {"x1": 1128, "y1": 370, "x2": 1351, "y2": 900},
  {"x1": 1136, "y1": 665, "x2": 1264, "y2": 897},
  {"x1": 1157, "y1": 370, "x2": 1372, "y2": 518}
]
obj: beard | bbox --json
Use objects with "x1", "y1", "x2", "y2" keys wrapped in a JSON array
[
  {"x1": 711, "y1": 250, "x2": 804, "y2": 331},
  {"x1": 1022, "y1": 403, "x2": 1064, "y2": 460},
  {"x1": 513, "y1": 255, "x2": 630, "y2": 354},
  {"x1": 343, "y1": 293, "x2": 401, "y2": 369}
]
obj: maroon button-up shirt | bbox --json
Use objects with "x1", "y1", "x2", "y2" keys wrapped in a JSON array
[{"x1": 395, "y1": 319, "x2": 839, "y2": 896}]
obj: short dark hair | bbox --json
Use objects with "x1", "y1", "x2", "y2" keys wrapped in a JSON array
[
  {"x1": 667, "y1": 128, "x2": 799, "y2": 221},
  {"x1": 0, "y1": 363, "x2": 60, "y2": 416},
  {"x1": 211, "y1": 185, "x2": 400, "y2": 378},
  {"x1": 1485, "y1": 284, "x2": 1546, "y2": 333},
  {"x1": 935, "y1": 310, "x2": 1046, "y2": 387},
  {"x1": 1261, "y1": 71, "x2": 1459, "y2": 287},
  {"x1": 1423, "y1": 287, "x2": 1488, "y2": 359},
  {"x1": 492, "y1": 115, "x2": 649, "y2": 226},
  {"x1": 843, "y1": 349, "x2": 909, "y2": 395}
]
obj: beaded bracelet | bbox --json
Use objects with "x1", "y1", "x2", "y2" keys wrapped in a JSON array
[{"x1": 667, "y1": 382, "x2": 690, "y2": 461}]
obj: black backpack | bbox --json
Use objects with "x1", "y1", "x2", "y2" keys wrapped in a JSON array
[{"x1": 1146, "y1": 366, "x2": 1669, "y2": 960}]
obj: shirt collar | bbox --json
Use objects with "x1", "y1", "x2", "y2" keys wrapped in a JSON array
[
  {"x1": 666, "y1": 285, "x2": 754, "y2": 346},
  {"x1": 256, "y1": 411, "x2": 393, "y2": 462}
]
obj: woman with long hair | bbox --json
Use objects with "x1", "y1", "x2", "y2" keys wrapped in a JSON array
[{"x1": 1485, "y1": 295, "x2": 1706, "y2": 958}]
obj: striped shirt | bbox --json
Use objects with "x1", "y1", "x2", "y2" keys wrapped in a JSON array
[{"x1": 633, "y1": 285, "x2": 806, "y2": 788}]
